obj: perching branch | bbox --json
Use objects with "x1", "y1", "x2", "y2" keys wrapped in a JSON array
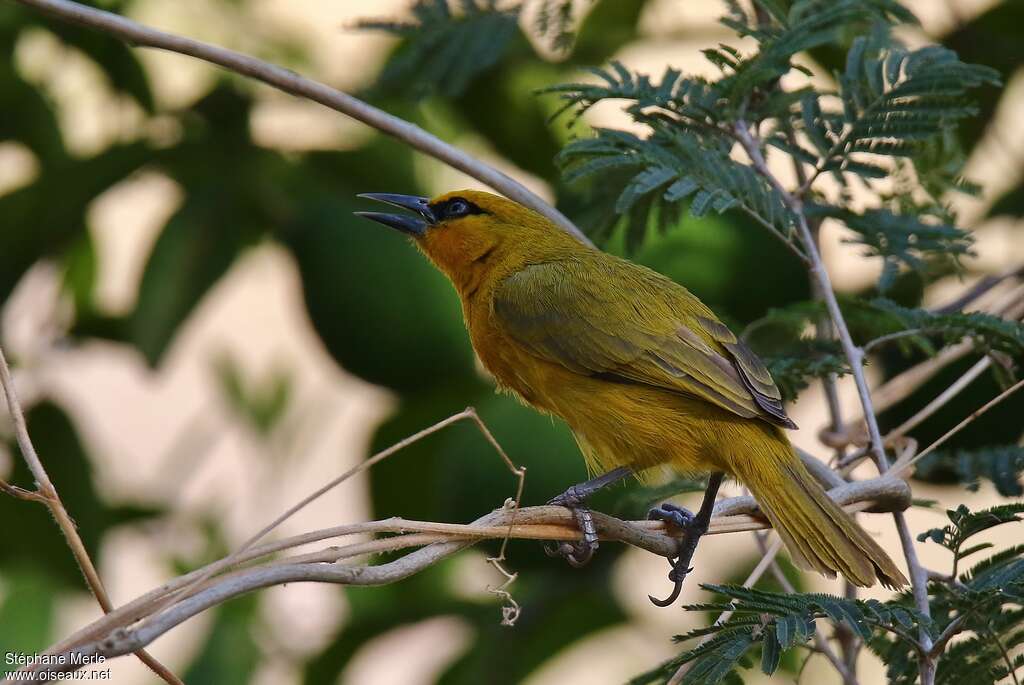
[
  {"x1": 0, "y1": 347, "x2": 183, "y2": 685},
  {"x1": 9, "y1": 0, "x2": 592, "y2": 247},
  {"x1": 12, "y1": 461, "x2": 909, "y2": 682}
]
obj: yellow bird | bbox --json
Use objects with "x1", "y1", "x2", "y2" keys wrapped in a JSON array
[{"x1": 357, "y1": 190, "x2": 907, "y2": 604}]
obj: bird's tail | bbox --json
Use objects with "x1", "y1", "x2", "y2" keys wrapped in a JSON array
[{"x1": 731, "y1": 438, "x2": 907, "y2": 588}]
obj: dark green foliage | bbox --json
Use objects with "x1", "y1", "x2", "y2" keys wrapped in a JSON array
[
  {"x1": 556, "y1": 124, "x2": 796, "y2": 251},
  {"x1": 879, "y1": 505, "x2": 1024, "y2": 685},
  {"x1": 823, "y1": 39, "x2": 999, "y2": 167},
  {"x1": 0, "y1": 143, "x2": 152, "y2": 302},
  {"x1": 816, "y1": 207, "x2": 974, "y2": 292},
  {"x1": 632, "y1": 504, "x2": 1024, "y2": 684},
  {"x1": 914, "y1": 446, "x2": 1024, "y2": 497},
  {"x1": 917, "y1": 503, "x2": 1024, "y2": 570},
  {"x1": 869, "y1": 298, "x2": 1024, "y2": 358},
  {"x1": 743, "y1": 295, "x2": 1024, "y2": 398},
  {"x1": 763, "y1": 341, "x2": 850, "y2": 400},
  {"x1": 631, "y1": 584, "x2": 928, "y2": 685},
  {"x1": 359, "y1": 0, "x2": 520, "y2": 99},
  {"x1": 545, "y1": 0, "x2": 997, "y2": 295}
]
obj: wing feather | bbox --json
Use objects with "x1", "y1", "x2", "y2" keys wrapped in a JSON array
[{"x1": 493, "y1": 259, "x2": 796, "y2": 429}]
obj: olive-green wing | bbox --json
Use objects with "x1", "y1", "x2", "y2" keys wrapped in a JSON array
[{"x1": 493, "y1": 259, "x2": 795, "y2": 429}]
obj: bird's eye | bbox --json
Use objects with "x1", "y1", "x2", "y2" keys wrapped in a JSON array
[{"x1": 446, "y1": 199, "x2": 470, "y2": 217}]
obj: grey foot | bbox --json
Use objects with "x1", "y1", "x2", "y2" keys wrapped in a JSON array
[
  {"x1": 647, "y1": 502, "x2": 695, "y2": 529},
  {"x1": 544, "y1": 488, "x2": 599, "y2": 567}
]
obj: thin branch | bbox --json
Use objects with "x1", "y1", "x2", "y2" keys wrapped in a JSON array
[
  {"x1": 734, "y1": 119, "x2": 936, "y2": 679},
  {"x1": 987, "y1": 627, "x2": 1022, "y2": 685},
  {"x1": 891, "y1": 377, "x2": 1024, "y2": 476},
  {"x1": 885, "y1": 355, "x2": 991, "y2": 442},
  {"x1": 12, "y1": 474, "x2": 910, "y2": 683},
  {"x1": 863, "y1": 328, "x2": 926, "y2": 354},
  {"x1": 928, "y1": 615, "x2": 968, "y2": 658},
  {"x1": 162, "y1": 406, "x2": 526, "y2": 623},
  {"x1": 0, "y1": 478, "x2": 47, "y2": 501},
  {"x1": 930, "y1": 265, "x2": 1024, "y2": 314},
  {"x1": 0, "y1": 346, "x2": 183, "y2": 685},
  {"x1": 791, "y1": 114, "x2": 863, "y2": 677},
  {"x1": 11, "y1": 0, "x2": 591, "y2": 247},
  {"x1": 464, "y1": 407, "x2": 527, "y2": 625}
]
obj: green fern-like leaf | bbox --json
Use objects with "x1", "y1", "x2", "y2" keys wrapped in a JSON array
[
  {"x1": 557, "y1": 127, "x2": 794, "y2": 247},
  {"x1": 813, "y1": 206, "x2": 974, "y2": 291},
  {"x1": 867, "y1": 298, "x2": 1024, "y2": 357},
  {"x1": 917, "y1": 503, "x2": 1024, "y2": 563},
  {"x1": 360, "y1": 0, "x2": 520, "y2": 98}
]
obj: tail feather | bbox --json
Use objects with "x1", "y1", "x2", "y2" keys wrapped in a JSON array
[{"x1": 733, "y1": 442, "x2": 908, "y2": 589}]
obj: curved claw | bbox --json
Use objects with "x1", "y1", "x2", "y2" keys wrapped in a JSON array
[
  {"x1": 564, "y1": 544, "x2": 593, "y2": 567},
  {"x1": 648, "y1": 556, "x2": 692, "y2": 607},
  {"x1": 544, "y1": 540, "x2": 594, "y2": 567},
  {"x1": 648, "y1": 580, "x2": 684, "y2": 608}
]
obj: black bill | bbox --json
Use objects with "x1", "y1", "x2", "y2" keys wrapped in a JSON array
[{"x1": 355, "y1": 193, "x2": 436, "y2": 236}]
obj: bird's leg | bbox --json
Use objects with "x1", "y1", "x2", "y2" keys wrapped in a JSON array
[
  {"x1": 544, "y1": 466, "x2": 632, "y2": 567},
  {"x1": 647, "y1": 472, "x2": 724, "y2": 607}
]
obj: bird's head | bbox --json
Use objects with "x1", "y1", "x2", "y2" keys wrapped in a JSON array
[{"x1": 356, "y1": 190, "x2": 575, "y2": 291}]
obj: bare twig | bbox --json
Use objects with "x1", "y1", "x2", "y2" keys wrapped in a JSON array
[
  {"x1": 885, "y1": 355, "x2": 991, "y2": 442},
  {"x1": 891, "y1": 378, "x2": 1024, "y2": 476},
  {"x1": 0, "y1": 347, "x2": 183, "y2": 685},
  {"x1": 464, "y1": 407, "x2": 527, "y2": 625},
  {"x1": 734, "y1": 119, "x2": 935, "y2": 681},
  {"x1": 930, "y1": 265, "x2": 1024, "y2": 314},
  {"x1": 0, "y1": 478, "x2": 47, "y2": 501},
  {"x1": 10, "y1": 0, "x2": 591, "y2": 246},
  {"x1": 163, "y1": 406, "x2": 526, "y2": 624}
]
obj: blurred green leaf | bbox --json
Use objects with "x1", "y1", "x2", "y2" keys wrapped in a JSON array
[
  {"x1": 61, "y1": 231, "x2": 98, "y2": 314},
  {"x1": 436, "y1": 393, "x2": 584, "y2": 522},
  {"x1": 39, "y1": 20, "x2": 155, "y2": 112},
  {"x1": 361, "y1": 0, "x2": 521, "y2": 100},
  {"x1": 0, "y1": 401, "x2": 162, "y2": 586},
  {"x1": 440, "y1": 572, "x2": 627, "y2": 685},
  {"x1": 945, "y1": 1, "x2": 1024, "y2": 152},
  {"x1": 0, "y1": 59, "x2": 64, "y2": 161},
  {"x1": 0, "y1": 143, "x2": 151, "y2": 302},
  {"x1": 183, "y1": 595, "x2": 262, "y2": 685},
  {"x1": 0, "y1": 572, "x2": 56, "y2": 674},
  {"x1": 564, "y1": 0, "x2": 648, "y2": 66},
  {"x1": 284, "y1": 199, "x2": 476, "y2": 393},
  {"x1": 303, "y1": 563, "x2": 475, "y2": 685},
  {"x1": 128, "y1": 188, "x2": 258, "y2": 365},
  {"x1": 212, "y1": 352, "x2": 293, "y2": 436},
  {"x1": 367, "y1": 387, "x2": 488, "y2": 523}
]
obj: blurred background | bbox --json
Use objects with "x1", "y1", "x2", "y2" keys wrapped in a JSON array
[{"x1": 1, "y1": 1, "x2": 1023, "y2": 683}]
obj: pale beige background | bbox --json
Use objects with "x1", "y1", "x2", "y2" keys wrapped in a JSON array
[{"x1": 1, "y1": 1, "x2": 1022, "y2": 683}]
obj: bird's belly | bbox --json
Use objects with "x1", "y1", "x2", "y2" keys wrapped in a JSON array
[{"x1": 483, "y1": 347, "x2": 769, "y2": 478}]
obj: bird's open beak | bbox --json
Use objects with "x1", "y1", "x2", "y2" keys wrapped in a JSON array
[{"x1": 355, "y1": 193, "x2": 436, "y2": 236}]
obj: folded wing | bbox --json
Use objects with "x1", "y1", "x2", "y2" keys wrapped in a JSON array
[{"x1": 493, "y1": 258, "x2": 796, "y2": 429}]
